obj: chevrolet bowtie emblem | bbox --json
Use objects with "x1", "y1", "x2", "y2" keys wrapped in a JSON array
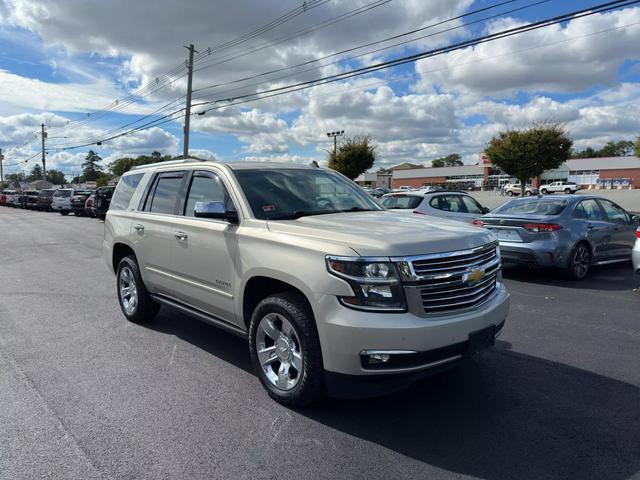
[{"x1": 463, "y1": 268, "x2": 485, "y2": 284}]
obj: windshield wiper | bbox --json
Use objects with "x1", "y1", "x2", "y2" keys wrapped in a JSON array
[
  {"x1": 338, "y1": 207, "x2": 374, "y2": 213},
  {"x1": 268, "y1": 210, "x2": 335, "y2": 220}
]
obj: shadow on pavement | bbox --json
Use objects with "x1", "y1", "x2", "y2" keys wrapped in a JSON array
[
  {"x1": 503, "y1": 263, "x2": 639, "y2": 291},
  {"x1": 143, "y1": 308, "x2": 640, "y2": 480}
]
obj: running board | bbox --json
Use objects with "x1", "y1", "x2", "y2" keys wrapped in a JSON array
[
  {"x1": 150, "y1": 294, "x2": 248, "y2": 339},
  {"x1": 592, "y1": 258, "x2": 629, "y2": 266}
]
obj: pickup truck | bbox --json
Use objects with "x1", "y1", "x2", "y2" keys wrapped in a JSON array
[
  {"x1": 103, "y1": 159, "x2": 510, "y2": 405},
  {"x1": 540, "y1": 181, "x2": 580, "y2": 194}
]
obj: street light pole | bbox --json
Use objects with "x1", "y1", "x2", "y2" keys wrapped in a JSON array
[
  {"x1": 183, "y1": 44, "x2": 198, "y2": 159},
  {"x1": 0, "y1": 148, "x2": 4, "y2": 189},
  {"x1": 41, "y1": 123, "x2": 47, "y2": 185},
  {"x1": 326, "y1": 130, "x2": 344, "y2": 157}
]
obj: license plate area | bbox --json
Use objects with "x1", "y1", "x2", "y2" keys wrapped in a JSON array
[
  {"x1": 468, "y1": 325, "x2": 496, "y2": 355},
  {"x1": 490, "y1": 228, "x2": 522, "y2": 242}
]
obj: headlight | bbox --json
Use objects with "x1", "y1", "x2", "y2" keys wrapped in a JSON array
[{"x1": 326, "y1": 256, "x2": 407, "y2": 312}]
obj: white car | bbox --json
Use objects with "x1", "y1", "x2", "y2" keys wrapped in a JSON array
[
  {"x1": 540, "y1": 181, "x2": 580, "y2": 195},
  {"x1": 380, "y1": 191, "x2": 489, "y2": 224},
  {"x1": 633, "y1": 227, "x2": 640, "y2": 274},
  {"x1": 52, "y1": 188, "x2": 74, "y2": 215}
]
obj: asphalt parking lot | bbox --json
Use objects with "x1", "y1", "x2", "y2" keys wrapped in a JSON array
[{"x1": 1, "y1": 207, "x2": 639, "y2": 480}]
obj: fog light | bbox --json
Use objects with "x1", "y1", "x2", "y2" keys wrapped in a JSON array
[
  {"x1": 369, "y1": 353, "x2": 391, "y2": 364},
  {"x1": 360, "y1": 349, "x2": 418, "y2": 369}
]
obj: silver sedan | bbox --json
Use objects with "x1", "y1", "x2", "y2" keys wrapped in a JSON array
[{"x1": 475, "y1": 195, "x2": 640, "y2": 280}]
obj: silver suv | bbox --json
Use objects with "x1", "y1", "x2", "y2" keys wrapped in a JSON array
[{"x1": 103, "y1": 159, "x2": 510, "y2": 405}]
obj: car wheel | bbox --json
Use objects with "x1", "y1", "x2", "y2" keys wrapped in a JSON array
[
  {"x1": 524, "y1": 190, "x2": 532, "y2": 197},
  {"x1": 60, "y1": 211, "x2": 69, "y2": 216},
  {"x1": 249, "y1": 292, "x2": 324, "y2": 406},
  {"x1": 73, "y1": 211, "x2": 80, "y2": 216},
  {"x1": 567, "y1": 243, "x2": 591, "y2": 280},
  {"x1": 506, "y1": 191, "x2": 514, "y2": 197},
  {"x1": 116, "y1": 255, "x2": 159, "y2": 323},
  {"x1": 564, "y1": 188, "x2": 571, "y2": 194},
  {"x1": 541, "y1": 189, "x2": 548, "y2": 195}
]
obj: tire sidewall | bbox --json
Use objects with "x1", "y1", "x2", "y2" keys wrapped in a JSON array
[
  {"x1": 569, "y1": 244, "x2": 590, "y2": 280},
  {"x1": 116, "y1": 255, "x2": 158, "y2": 323},
  {"x1": 249, "y1": 295, "x2": 323, "y2": 406}
]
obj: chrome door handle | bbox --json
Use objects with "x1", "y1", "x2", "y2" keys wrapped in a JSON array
[
  {"x1": 174, "y1": 231, "x2": 188, "y2": 241},
  {"x1": 133, "y1": 224, "x2": 144, "y2": 233}
]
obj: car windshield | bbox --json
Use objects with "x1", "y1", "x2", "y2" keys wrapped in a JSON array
[
  {"x1": 54, "y1": 190, "x2": 72, "y2": 198},
  {"x1": 233, "y1": 168, "x2": 381, "y2": 220},
  {"x1": 493, "y1": 199, "x2": 568, "y2": 216},
  {"x1": 380, "y1": 195, "x2": 423, "y2": 209}
]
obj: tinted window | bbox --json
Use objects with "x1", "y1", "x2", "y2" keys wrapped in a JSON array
[
  {"x1": 599, "y1": 200, "x2": 628, "y2": 222},
  {"x1": 493, "y1": 199, "x2": 567, "y2": 216},
  {"x1": 574, "y1": 200, "x2": 603, "y2": 220},
  {"x1": 111, "y1": 173, "x2": 144, "y2": 211},
  {"x1": 430, "y1": 195, "x2": 465, "y2": 213},
  {"x1": 148, "y1": 175, "x2": 183, "y2": 214},
  {"x1": 381, "y1": 195, "x2": 423, "y2": 209},
  {"x1": 233, "y1": 169, "x2": 380, "y2": 220},
  {"x1": 460, "y1": 195, "x2": 483, "y2": 214},
  {"x1": 184, "y1": 173, "x2": 230, "y2": 217}
]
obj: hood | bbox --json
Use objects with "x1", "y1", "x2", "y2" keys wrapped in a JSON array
[{"x1": 267, "y1": 210, "x2": 495, "y2": 257}]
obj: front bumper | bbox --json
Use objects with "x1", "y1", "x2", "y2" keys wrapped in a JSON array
[{"x1": 313, "y1": 283, "x2": 509, "y2": 395}]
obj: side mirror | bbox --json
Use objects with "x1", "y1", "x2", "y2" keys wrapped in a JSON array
[
  {"x1": 482, "y1": 207, "x2": 491, "y2": 214},
  {"x1": 631, "y1": 215, "x2": 640, "y2": 225},
  {"x1": 194, "y1": 201, "x2": 238, "y2": 223}
]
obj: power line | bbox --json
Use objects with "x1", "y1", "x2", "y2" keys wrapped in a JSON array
[{"x1": 194, "y1": 0, "x2": 639, "y2": 115}]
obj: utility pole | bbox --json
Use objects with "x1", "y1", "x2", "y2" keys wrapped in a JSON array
[
  {"x1": 41, "y1": 123, "x2": 47, "y2": 185},
  {"x1": 0, "y1": 148, "x2": 4, "y2": 190},
  {"x1": 183, "y1": 44, "x2": 198, "y2": 159},
  {"x1": 326, "y1": 130, "x2": 344, "y2": 157}
]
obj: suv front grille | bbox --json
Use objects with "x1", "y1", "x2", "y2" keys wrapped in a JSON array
[{"x1": 409, "y1": 243, "x2": 500, "y2": 314}]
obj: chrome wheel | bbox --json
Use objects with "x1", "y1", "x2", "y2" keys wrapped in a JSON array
[
  {"x1": 256, "y1": 313, "x2": 303, "y2": 391},
  {"x1": 572, "y1": 245, "x2": 590, "y2": 279},
  {"x1": 119, "y1": 266, "x2": 138, "y2": 315}
]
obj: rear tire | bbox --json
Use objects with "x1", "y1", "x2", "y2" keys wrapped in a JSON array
[
  {"x1": 541, "y1": 189, "x2": 548, "y2": 195},
  {"x1": 567, "y1": 243, "x2": 591, "y2": 280},
  {"x1": 524, "y1": 191, "x2": 532, "y2": 197},
  {"x1": 116, "y1": 255, "x2": 159, "y2": 323},
  {"x1": 564, "y1": 188, "x2": 571, "y2": 194},
  {"x1": 249, "y1": 292, "x2": 324, "y2": 406},
  {"x1": 60, "y1": 211, "x2": 69, "y2": 216}
]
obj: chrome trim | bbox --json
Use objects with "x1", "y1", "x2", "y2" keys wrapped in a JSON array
[
  {"x1": 145, "y1": 266, "x2": 233, "y2": 299},
  {"x1": 338, "y1": 297, "x2": 406, "y2": 312},
  {"x1": 360, "y1": 354, "x2": 463, "y2": 374},
  {"x1": 389, "y1": 241, "x2": 498, "y2": 263},
  {"x1": 360, "y1": 349, "x2": 418, "y2": 356}
]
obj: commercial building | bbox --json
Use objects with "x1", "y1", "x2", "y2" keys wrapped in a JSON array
[{"x1": 361, "y1": 155, "x2": 640, "y2": 190}]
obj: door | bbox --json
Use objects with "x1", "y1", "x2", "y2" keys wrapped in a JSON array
[
  {"x1": 573, "y1": 199, "x2": 612, "y2": 261},
  {"x1": 168, "y1": 170, "x2": 239, "y2": 324},
  {"x1": 597, "y1": 199, "x2": 636, "y2": 258},
  {"x1": 130, "y1": 170, "x2": 187, "y2": 296}
]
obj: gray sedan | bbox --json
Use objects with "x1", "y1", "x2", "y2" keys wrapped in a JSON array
[
  {"x1": 475, "y1": 195, "x2": 640, "y2": 279},
  {"x1": 380, "y1": 191, "x2": 490, "y2": 224}
]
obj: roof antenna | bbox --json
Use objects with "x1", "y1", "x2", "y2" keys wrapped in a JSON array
[{"x1": 310, "y1": 160, "x2": 319, "y2": 168}]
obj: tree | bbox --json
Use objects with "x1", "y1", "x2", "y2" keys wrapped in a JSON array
[
  {"x1": 635, "y1": 137, "x2": 640, "y2": 157},
  {"x1": 81, "y1": 150, "x2": 103, "y2": 181},
  {"x1": 327, "y1": 135, "x2": 377, "y2": 180},
  {"x1": 46, "y1": 169, "x2": 66, "y2": 185},
  {"x1": 431, "y1": 153, "x2": 463, "y2": 168},
  {"x1": 108, "y1": 151, "x2": 174, "y2": 176},
  {"x1": 96, "y1": 172, "x2": 111, "y2": 187},
  {"x1": 485, "y1": 123, "x2": 572, "y2": 190},
  {"x1": 599, "y1": 140, "x2": 634, "y2": 157},
  {"x1": 27, "y1": 164, "x2": 43, "y2": 181}
]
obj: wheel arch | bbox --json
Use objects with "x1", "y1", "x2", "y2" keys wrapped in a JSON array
[{"x1": 112, "y1": 242, "x2": 136, "y2": 273}]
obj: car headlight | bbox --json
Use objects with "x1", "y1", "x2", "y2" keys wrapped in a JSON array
[{"x1": 326, "y1": 256, "x2": 407, "y2": 312}]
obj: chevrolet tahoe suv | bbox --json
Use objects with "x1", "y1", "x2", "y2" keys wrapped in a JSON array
[{"x1": 103, "y1": 159, "x2": 510, "y2": 405}]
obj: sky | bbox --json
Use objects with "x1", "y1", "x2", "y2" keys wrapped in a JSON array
[{"x1": 0, "y1": 0, "x2": 638, "y2": 179}]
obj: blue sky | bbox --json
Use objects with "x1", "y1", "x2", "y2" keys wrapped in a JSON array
[{"x1": 0, "y1": 0, "x2": 638, "y2": 178}]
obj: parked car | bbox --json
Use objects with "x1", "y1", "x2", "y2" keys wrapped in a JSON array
[
  {"x1": 0, "y1": 192, "x2": 5, "y2": 206},
  {"x1": 36, "y1": 189, "x2": 56, "y2": 211},
  {"x1": 85, "y1": 193, "x2": 96, "y2": 217},
  {"x1": 540, "y1": 181, "x2": 580, "y2": 195},
  {"x1": 13, "y1": 192, "x2": 28, "y2": 208},
  {"x1": 25, "y1": 191, "x2": 40, "y2": 209},
  {"x1": 394, "y1": 185, "x2": 414, "y2": 192},
  {"x1": 474, "y1": 195, "x2": 640, "y2": 279},
  {"x1": 380, "y1": 191, "x2": 489, "y2": 224},
  {"x1": 70, "y1": 191, "x2": 93, "y2": 216},
  {"x1": 52, "y1": 188, "x2": 74, "y2": 215},
  {"x1": 503, "y1": 183, "x2": 539, "y2": 197},
  {"x1": 5, "y1": 190, "x2": 17, "y2": 207},
  {"x1": 104, "y1": 159, "x2": 509, "y2": 405},
  {"x1": 94, "y1": 186, "x2": 115, "y2": 219},
  {"x1": 633, "y1": 227, "x2": 640, "y2": 274},
  {"x1": 370, "y1": 187, "x2": 391, "y2": 198}
]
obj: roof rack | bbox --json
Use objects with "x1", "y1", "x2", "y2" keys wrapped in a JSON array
[{"x1": 130, "y1": 158, "x2": 214, "y2": 171}]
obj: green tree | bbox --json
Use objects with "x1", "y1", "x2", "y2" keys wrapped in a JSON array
[
  {"x1": 431, "y1": 153, "x2": 463, "y2": 168},
  {"x1": 598, "y1": 140, "x2": 634, "y2": 157},
  {"x1": 327, "y1": 135, "x2": 377, "y2": 180},
  {"x1": 81, "y1": 150, "x2": 103, "y2": 181},
  {"x1": 27, "y1": 164, "x2": 43, "y2": 181},
  {"x1": 46, "y1": 169, "x2": 66, "y2": 185},
  {"x1": 96, "y1": 172, "x2": 111, "y2": 187},
  {"x1": 485, "y1": 123, "x2": 572, "y2": 190},
  {"x1": 108, "y1": 151, "x2": 174, "y2": 176},
  {"x1": 635, "y1": 137, "x2": 640, "y2": 157}
]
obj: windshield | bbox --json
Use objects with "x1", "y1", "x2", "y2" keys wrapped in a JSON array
[
  {"x1": 380, "y1": 195, "x2": 423, "y2": 209},
  {"x1": 54, "y1": 190, "x2": 72, "y2": 198},
  {"x1": 493, "y1": 199, "x2": 568, "y2": 216},
  {"x1": 233, "y1": 168, "x2": 382, "y2": 220}
]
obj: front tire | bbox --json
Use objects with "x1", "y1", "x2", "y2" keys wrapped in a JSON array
[
  {"x1": 567, "y1": 243, "x2": 591, "y2": 280},
  {"x1": 116, "y1": 255, "x2": 159, "y2": 323},
  {"x1": 506, "y1": 191, "x2": 514, "y2": 197},
  {"x1": 60, "y1": 211, "x2": 69, "y2": 216},
  {"x1": 524, "y1": 190, "x2": 532, "y2": 197},
  {"x1": 249, "y1": 292, "x2": 324, "y2": 406}
]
